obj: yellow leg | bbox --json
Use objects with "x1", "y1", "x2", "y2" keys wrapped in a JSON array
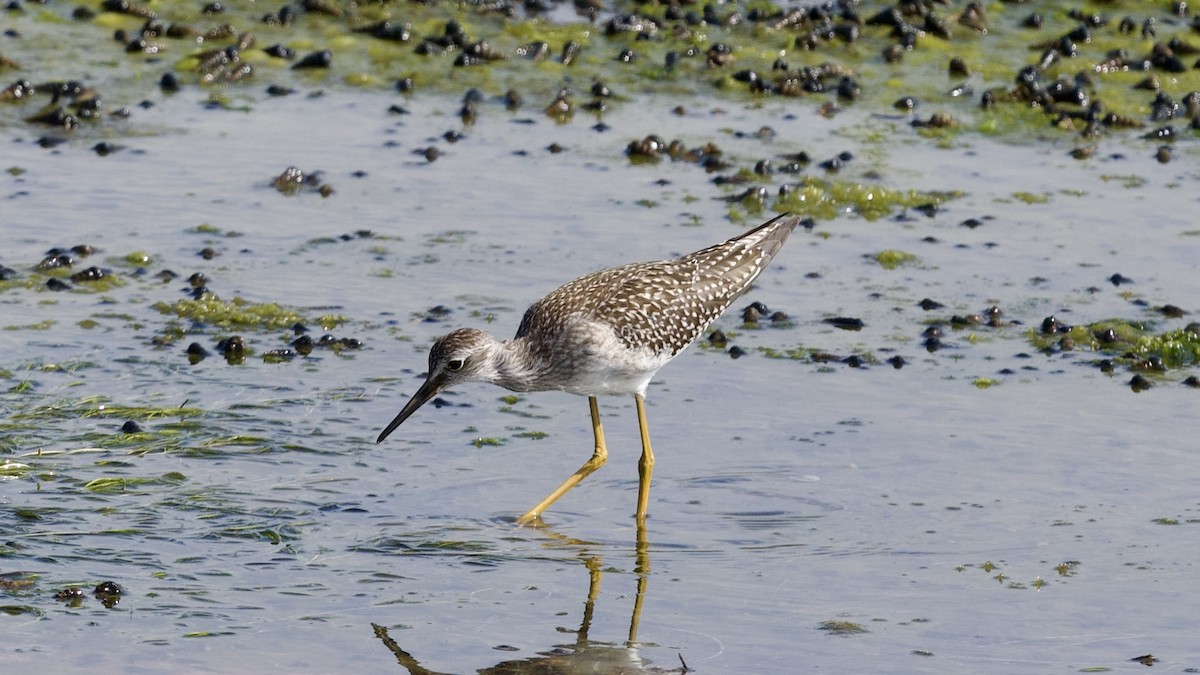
[
  {"x1": 634, "y1": 394, "x2": 655, "y2": 523},
  {"x1": 517, "y1": 396, "x2": 607, "y2": 525}
]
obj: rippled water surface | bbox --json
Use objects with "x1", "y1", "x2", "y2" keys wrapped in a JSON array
[{"x1": 4, "y1": 12, "x2": 1200, "y2": 673}]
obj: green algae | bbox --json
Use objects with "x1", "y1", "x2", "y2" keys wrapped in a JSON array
[
  {"x1": 757, "y1": 346, "x2": 810, "y2": 360},
  {"x1": 818, "y1": 620, "x2": 869, "y2": 636},
  {"x1": 1, "y1": 271, "x2": 124, "y2": 296},
  {"x1": 8, "y1": 398, "x2": 204, "y2": 424},
  {"x1": 0, "y1": 460, "x2": 35, "y2": 478},
  {"x1": 872, "y1": 250, "x2": 919, "y2": 270},
  {"x1": 774, "y1": 178, "x2": 958, "y2": 222},
  {"x1": 1130, "y1": 329, "x2": 1200, "y2": 369},
  {"x1": 1010, "y1": 191, "x2": 1051, "y2": 205},
  {"x1": 4, "y1": 319, "x2": 55, "y2": 331},
  {"x1": 84, "y1": 473, "x2": 187, "y2": 494},
  {"x1": 512, "y1": 431, "x2": 548, "y2": 440},
  {"x1": 153, "y1": 296, "x2": 344, "y2": 332},
  {"x1": 121, "y1": 251, "x2": 153, "y2": 267},
  {"x1": 189, "y1": 223, "x2": 242, "y2": 237},
  {"x1": 1030, "y1": 320, "x2": 1200, "y2": 370},
  {"x1": 758, "y1": 346, "x2": 881, "y2": 366}
]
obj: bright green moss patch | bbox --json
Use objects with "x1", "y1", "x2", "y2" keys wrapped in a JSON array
[
  {"x1": 154, "y1": 297, "x2": 343, "y2": 331},
  {"x1": 1130, "y1": 329, "x2": 1200, "y2": 369},
  {"x1": 759, "y1": 346, "x2": 809, "y2": 360},
  {"x1": 122, "y1": 251, "x2": 153, "y2": 266},
  {"x1": 1011, "y1": 191, "x2": 1050, "y2": 205},
  {"x1": 774, "y1": 178, "x2": 958, "y2": 222},
  {"x1": 316, "y1": 314, "x2": 346, "y2": 331},
  {"x1": 513, "y1": 431, "x2": 548, "y2": 440},
  {"x1": 872, "y1": 250, "x2": 919, "y2": 270},
  {"x1": 1031, "y1": 320, "x2": 1200, "y2": 369},
  {"x1": 190, "y1": 223, "x2": 242, "y2": 237},
  {"x1": 1100, "y1": 174, "x2": 1149, "y2": 189}
]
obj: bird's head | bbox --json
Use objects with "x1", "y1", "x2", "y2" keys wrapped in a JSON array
[{"x1": 376, "y1": 328, "x2": 499, "y2": 443}]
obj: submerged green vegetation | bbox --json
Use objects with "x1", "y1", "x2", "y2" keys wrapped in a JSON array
[
  {"x1": 872, "y1": 249, "x2": 920, "y2": 269},
  {"x1": 153, "y1": 296, "x2": 343, "y2": 331},
  {"x1": 818, "y1": 619, "x2": 869, "y2": 636},
  {"x1": 1030, "y1": 320, "x2": 1200, "y2": 370},
  {"x1": 777, "y1": 179, "x2": 959, "y2": 221}
]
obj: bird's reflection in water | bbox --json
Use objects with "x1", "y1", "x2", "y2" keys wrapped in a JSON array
[{"x1": 372, "y1": 522, "x2": 688, "y2": 674}]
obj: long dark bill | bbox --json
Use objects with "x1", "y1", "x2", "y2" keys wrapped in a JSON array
[{"x1": 376, "y1": 377, "x2": 442, "y2": 443}]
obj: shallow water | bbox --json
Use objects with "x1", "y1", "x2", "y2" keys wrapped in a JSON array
[{"x1": 3, "y1": 36, "x2": 1200, "y2": 675}]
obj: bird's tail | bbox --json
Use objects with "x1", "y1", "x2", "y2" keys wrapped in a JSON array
[
  {"x1": 677, "y1": 212, "x2": 801, "y2": 308},
  {"x1": 728, "y1": 212, "x2": 801, "y2": 264}
]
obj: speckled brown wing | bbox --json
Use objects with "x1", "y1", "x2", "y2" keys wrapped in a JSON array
[{"x1": 515, "y1": 214, "x2": 799, "y2": 358}]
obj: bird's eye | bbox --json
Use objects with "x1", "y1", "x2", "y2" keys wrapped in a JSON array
[{"x1": 447, "y1": 359, "x2": 465, "y2": 371}]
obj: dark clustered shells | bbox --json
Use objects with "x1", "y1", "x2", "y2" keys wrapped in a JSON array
[
  {"x1": 741, "y1": 301, "x2": 770, "y2": 323},
  {"x1": 1129, "y1": 374, "x2": 1153, "y2": 392},
  {"x1": 272, "y1": 166, "x2": 333, "y2": 197},
  {"x1": 1041, "y1": 316, "x2": 1071, "y2": 335},
  {"x1": 422, "y1": 305, "x2": 452, "y2": 322},
  {"x1": 56, "y1": 587, "x2": 87, "y2": 602},
  {"x1": 186, "y1": 342, "x2": 210, "y2": 363},
  {"x1": 38, "y1": 253, "x2": 74, "y2": 270},
  {"x1": 292, "y1": 50, "x2": 332, "y2": 70},
  {"x1": 823, "y1": 317, "x2": 864, "y2": 331},
  {"x1": 292, "y1": 335, "x2": 314, "y2": 355},
  {"x1": 70, "y1": 266, "x2": 109, "y2": 282},
  {"x1": 94, "y1": 580, "x2": 122, "y2": 594},
  {"x1": 217, "y1": 335, "x2": 245, "y2": 354},
  {"x1": 918, "y1": 298, "x2": 944, "y2": 311},
  {"x1": 93, "y1": 580, "x2": 123, "y2": 608},
  {"x1": 263, "y1": 44, "x2": 294, "y2": 59}
]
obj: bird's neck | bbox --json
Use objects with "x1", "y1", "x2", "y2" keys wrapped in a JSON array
[{"x1": 489, "y1": 337, "x2": 542, "y2": 392}]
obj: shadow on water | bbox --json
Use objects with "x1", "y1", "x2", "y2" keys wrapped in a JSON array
[{"x1": 371, "y1": 522, "x2": 680, "y2": 675}]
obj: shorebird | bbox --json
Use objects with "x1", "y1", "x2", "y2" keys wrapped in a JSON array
[{"x1": 377, "y1": 213, "x2": 800, "y2": 524}]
